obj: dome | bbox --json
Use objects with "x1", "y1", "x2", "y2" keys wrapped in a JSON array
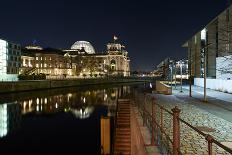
[{"x1": 71, "y1": 41, "x2": 95, "y2": 54}]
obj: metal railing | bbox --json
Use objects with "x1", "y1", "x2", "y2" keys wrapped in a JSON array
[{"x1": 133, "y1": 92, "x2": 232, "y2": 155}]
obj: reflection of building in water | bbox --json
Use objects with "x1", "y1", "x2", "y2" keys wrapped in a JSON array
[
  {"x1": 0, "y1": 103, "x2": 21, "y2": 138},
  {"x1": 19, "y1": 86, "x2": 132, "y2": 117},
  {"x1": 70, "y1": 106, "x2": 94, "y2": 119}
]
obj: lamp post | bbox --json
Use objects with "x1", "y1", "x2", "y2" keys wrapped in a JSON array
[
  {"x1": 203, "y1": 46, "x2": 207, "y2": 102},
  {"x1": 174, "y1": 61, "x2": 177, "y2": 89},
  {"x1": 202, "y1": 43, "x2": 212, "y2": 102},
  {"x1": 170, "y1": 61, "x2": 173, "y2": 91},
  {"x1": 180, "y1": 60, "x2": 183, "y2": 93}
]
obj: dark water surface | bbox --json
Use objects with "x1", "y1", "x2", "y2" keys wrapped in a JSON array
[{"x1": 0, "y1": 82, "x2": 151, "y2": 154}]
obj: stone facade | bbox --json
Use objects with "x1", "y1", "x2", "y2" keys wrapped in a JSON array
[{"x1": 20, "y1": 38, "x2": 130, "y2": 78}]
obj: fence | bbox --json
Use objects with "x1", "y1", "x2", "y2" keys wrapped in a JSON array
[{"x1": 133, "y1": 92, "x2": 232, "y2": 155}]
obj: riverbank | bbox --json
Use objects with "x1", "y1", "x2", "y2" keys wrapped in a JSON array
[{"x1": 0, "y1": 78, "x2": 150, "y2": 93}]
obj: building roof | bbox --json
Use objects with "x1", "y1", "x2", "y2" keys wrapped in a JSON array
[
  {"x1": 22, "y1": 47, "x2": 65, "y2": 56},
  {"x1": 71, "y1": 41, "x2": 95, "y2": 54}
]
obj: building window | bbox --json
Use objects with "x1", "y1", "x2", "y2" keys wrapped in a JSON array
[
  {"x1": 36, "y1": 57, "x2": 38, "y2": 60},
  {"x1": 50, "y1": 57, "x2": 52, "y2": 60},
  {"x1": 41, "y1": 64, "x2": 42, "y2": 68},
  {"x1": 36, "y1": 64, "x2": 39, "y2": 68},
  {"x1": 44, "y1": 64, "x2": 47, "y2": 67},
  {"x1": 41, "y1": 57, "x2": 42, "y2": 60}
]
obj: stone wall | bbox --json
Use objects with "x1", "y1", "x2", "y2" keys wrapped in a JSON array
[
  {"x1": 194, "y1": 77, "x2": 232, "y2": 93},
  {"x1": 0, "y1": 78, "x2": 148, "y2": 93}
]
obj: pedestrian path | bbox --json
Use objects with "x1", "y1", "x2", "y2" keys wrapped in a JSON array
[
  {"x1": 182, "y1": 85, "x2": 232, "y2": 103},
  {"x1": 150, "y1": 90, "x2": 232, "y2": 154},
  {"x1": 174, "y1": 85, "x2": 232, "y2": 122}
]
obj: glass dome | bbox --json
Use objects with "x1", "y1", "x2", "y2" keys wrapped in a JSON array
[{"x1": 71, "y1": 41, "x2": 95, "y2": 54}]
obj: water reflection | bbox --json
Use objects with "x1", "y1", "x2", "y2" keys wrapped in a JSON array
[
  {"x1": 70, "y1": 106, "x2": 94, "y2": 119},
  {"x1": 0, "y1": 102, "x2": 21, "y2": 138},
  {"x1": 0, "y1": 85, "x2": 132, "y2": 139}
]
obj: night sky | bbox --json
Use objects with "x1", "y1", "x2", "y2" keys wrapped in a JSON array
[{"x1": 0, "y1": 0, "x2": 229, "y2": 71}]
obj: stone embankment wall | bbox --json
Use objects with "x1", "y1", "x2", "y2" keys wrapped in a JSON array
[{"x1": 0, "y1": 78, "x2": 148, "y2": 93}]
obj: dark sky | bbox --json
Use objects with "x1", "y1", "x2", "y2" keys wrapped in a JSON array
[{"x1": 0, "y1": 0, "x2": 229, "y2": 71}]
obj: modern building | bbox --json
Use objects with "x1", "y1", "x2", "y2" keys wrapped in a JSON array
[
  {"x1": 156, "y1": 58, "x2": 188, "y2": 80},
  {"x1": 183, "y1": 4, "x2": 232, "y2": 92},
  {"x1": 0, "y1": 38, "x2": 21, "y2": 81}
]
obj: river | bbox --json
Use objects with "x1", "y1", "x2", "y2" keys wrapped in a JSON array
[{"x1": 0, "y1": 82, "x2": 152, "y2": 154}]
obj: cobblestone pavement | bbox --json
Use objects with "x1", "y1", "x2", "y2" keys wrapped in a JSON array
[{"x1": 141, "y1": 90, "x2": 232, "y2": 155}]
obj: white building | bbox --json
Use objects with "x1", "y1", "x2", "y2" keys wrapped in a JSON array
[{"x1": 0, "y1": 38, "x2": 21, "y2": 81}]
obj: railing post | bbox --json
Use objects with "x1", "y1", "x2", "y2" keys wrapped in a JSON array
[
  {"x1": 205, "y1": 134, "x2": 213, "y2": 155},
  {"x1": 143, "y1": 93, "x2": 146, "y2": 126},
  {"x1": 160, "y1": 105, "x2": 164, "y2": 141},
  {"x1": 151, "y1": 97, "x2": 156, "y2": 145},
  {"x1": 172, "y1": 106, "x2": 181, "y2": 155}
]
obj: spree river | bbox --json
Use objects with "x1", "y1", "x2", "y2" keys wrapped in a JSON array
[{"x1": 0, "y1": 82, "x2": 151, "y2": 154}]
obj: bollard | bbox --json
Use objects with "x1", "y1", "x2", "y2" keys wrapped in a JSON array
[
  {"x1": 172, "y1": 106, "x2": 181, "y2": 155},
  {"x1": 205, "y1": 134, "x2": 213, "y2": 155}
]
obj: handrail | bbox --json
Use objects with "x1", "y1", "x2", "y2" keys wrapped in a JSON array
[
  {"x1": 111, "y1": 98, "x2": 119, "y2": 154},
  {"x1": 137, "y1": 93, "x2": 232, "y2": 155}
]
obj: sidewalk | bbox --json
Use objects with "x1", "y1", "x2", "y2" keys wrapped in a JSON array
[
  {"x1": 182, "y1": 85, "x2": 232, "y2": 103},
  {"x1": 150, "y1": 86, "x2": 232, "y2": 154},
  {"x1": 174, "y1": 85, "x2": 232, "y2": 122}
]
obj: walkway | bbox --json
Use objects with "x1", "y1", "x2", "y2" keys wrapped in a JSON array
[{"x1": 150, "y1": 85, "x2": 232, "y2": 154}]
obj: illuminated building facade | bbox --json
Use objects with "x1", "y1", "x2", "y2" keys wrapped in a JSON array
[
  {"x1": 19, "y1": 37, "x2": 130, "y2": 78},
  {"x1": 0, "y1": 38, "x2": 21, "y2": 81},
  {"x1": 21, "y1": 47, "x2": 72, "y2": 78},
  {"x1": 64, "y1": 38, "x2": 130, "y2": 77}
]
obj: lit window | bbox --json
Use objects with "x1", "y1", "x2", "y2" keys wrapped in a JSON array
[
  {"x1": 45, "y1": 57, "x2": 46, "y2": 60},
  {"x1": 36, "y1": 64, "x2": 39, "y2": 68},
  {"x1": 41, "y1": 64, "x2": 42, "y2": 67},
  {"x1": 44, "y1": 64, "x2": 47, "y2": 67},
  {"x1": 36, "y1": 57, "x2": 38, "y2": 60},
  {"x1": 41, "y1": 57, "x2": 42, "y2": 60},
  {"x1": 50, "y1": 57, "x2": 52, "y2": 60}
]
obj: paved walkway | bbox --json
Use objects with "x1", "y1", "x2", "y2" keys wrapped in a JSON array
[
  {"x1": 148, "y1": 86, "x2": 232, "y2": 154},
  {"x1": 182, "y1": 85, "x2": 232, "y2": 103},
  {"x1": 175, "y1": 85, "x2": 232, "y2": 123}
]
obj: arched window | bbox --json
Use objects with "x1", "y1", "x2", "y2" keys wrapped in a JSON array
[{"x1": 110, "y1": 59, "x2": 116, "y2": 70}]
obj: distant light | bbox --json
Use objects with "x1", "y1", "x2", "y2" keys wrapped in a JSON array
[{"x1": 150, "y1": 83, "x2": 152, "y2": 88}]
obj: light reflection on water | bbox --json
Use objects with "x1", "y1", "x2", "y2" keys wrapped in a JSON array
[
  {"x1": 0, "y1": 85, "x2": 132, "y2": 138},
  {"x1": 0, "y1": 83, "x2": 150, "y2": 154}
]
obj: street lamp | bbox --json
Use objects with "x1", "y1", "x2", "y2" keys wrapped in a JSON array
[
  {"x1": 180, "y1": 60, "x2": 183, "y2": 93},
  {"x1": 174, "y1": 61, "x2": 177, "y2": 89},
  {"x1": 202, "y1": 43, "x2": 212, "y2": 102},
  {"x1": 169, "y1": 61, "x2": 173, "y2": 91}
]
